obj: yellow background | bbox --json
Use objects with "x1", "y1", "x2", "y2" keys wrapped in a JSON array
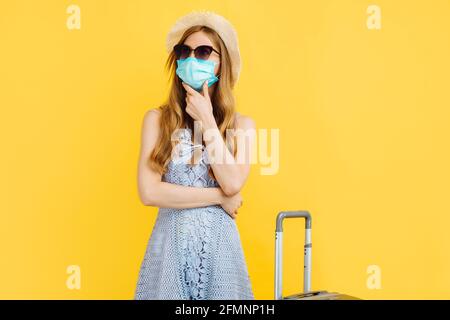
[{"x1": 1, "y1": 0, "x2": 449, "y2": 299}]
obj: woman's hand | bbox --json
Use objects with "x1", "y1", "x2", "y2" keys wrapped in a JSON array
[
  {"x1": 220, "y1": 192, "x2": 243, "y2": 220},
  {"x1": 182, "y1": 81, "x2": 215, "y2": 127}
]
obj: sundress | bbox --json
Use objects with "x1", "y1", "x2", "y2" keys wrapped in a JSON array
[{"x1": 134, "y1": 127, "x2": 254, "y2": 300}]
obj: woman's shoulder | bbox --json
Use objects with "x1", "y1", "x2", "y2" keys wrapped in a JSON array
[
  {"x1": 144, "y1": 107, "x2": 162, "y2": 119},
  {"x1": 142, "y1": 107, "x2": 163, "y2": 125},
  {"x1": 141, "y1": 107, "x2": 163, "y2": 136},
  {"x1": 234, "y1": 112, "x2": 255, "y2": 129}
]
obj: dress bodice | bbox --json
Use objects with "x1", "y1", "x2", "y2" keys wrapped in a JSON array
[{"x1": 162, "y1": 128, "x2": 219, "y2": 188}]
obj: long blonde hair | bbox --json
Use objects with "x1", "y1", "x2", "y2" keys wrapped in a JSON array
[{"x1": 149, "y1": 25, "x2": 238, "y2": 179}]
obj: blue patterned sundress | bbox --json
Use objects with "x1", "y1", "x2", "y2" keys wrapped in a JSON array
[{"x1": 134, "y1": 127, "x2": 254, "y2": 300}]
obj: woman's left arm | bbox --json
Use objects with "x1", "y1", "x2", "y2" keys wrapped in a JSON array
[
  {"x1": 182, "y1": 81, "x2": 256, "y2": 196},
  {"x1": 202, "y1": 112, "x2": 256, "y2": 196}
]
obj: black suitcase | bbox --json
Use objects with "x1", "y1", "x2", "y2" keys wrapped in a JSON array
[{"x1": 275, "y1": 211, "x2": 360, "y2": 300}]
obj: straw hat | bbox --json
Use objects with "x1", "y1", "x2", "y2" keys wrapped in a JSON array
[{"x1": 166, "y1": 10, "x2": 241, "y2": 87}]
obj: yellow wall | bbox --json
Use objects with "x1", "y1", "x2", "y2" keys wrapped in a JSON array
[{"x1": 1, "y1": 0, "x2": 449, "y2": 299}]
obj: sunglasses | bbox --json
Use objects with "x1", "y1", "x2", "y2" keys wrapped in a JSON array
[{"x1": 173, "y1": 44, "x2": 221, "y2": 60}]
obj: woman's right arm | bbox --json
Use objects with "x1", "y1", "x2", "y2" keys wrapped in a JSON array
[{"x1": 137, "y1": 108, "x2": 226, "y2": 209}]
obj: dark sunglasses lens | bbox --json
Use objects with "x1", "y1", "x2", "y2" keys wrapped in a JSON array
[
  {"x1": 174, "y1": 45, "x2": 190, "y2": 59},
  {"x1": 195, "y1": 46, "x2": 213, "y2": 60}
]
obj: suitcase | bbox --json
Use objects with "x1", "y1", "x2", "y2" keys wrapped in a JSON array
[{"x1": 275, "y1": 210, "x2": 360, "y2": 300}]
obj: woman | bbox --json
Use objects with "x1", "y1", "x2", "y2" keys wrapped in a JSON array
[{"x1": 134, "y1": 11, "x2": 255, "y2": 300}]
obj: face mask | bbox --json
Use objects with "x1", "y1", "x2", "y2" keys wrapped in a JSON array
[{"x1": 176, "y1": 57, "x2": 219, "y2": 91}]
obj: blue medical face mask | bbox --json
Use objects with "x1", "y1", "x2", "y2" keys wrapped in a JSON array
[{"x1": 176, "y1": 57, "x2": 219, "y2": 91}]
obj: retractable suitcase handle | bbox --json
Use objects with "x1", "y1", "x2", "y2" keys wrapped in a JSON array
[{"x1": 274, "y1": 211, "x2": 312, "y2": 300}]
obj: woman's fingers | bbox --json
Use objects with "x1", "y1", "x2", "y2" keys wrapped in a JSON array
[
  {"x1": 228, "y1": 210, "x2": 237, "y2": 219},
  {"x1": 182, "y1": 82, "x2": 200, "y2": 96},
  {"x1": 202, "y1": 80, "x2": 210, "y2": 99},
  {"x1": 185, "y1": 95, "x2": 193, "y2": 104}
]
